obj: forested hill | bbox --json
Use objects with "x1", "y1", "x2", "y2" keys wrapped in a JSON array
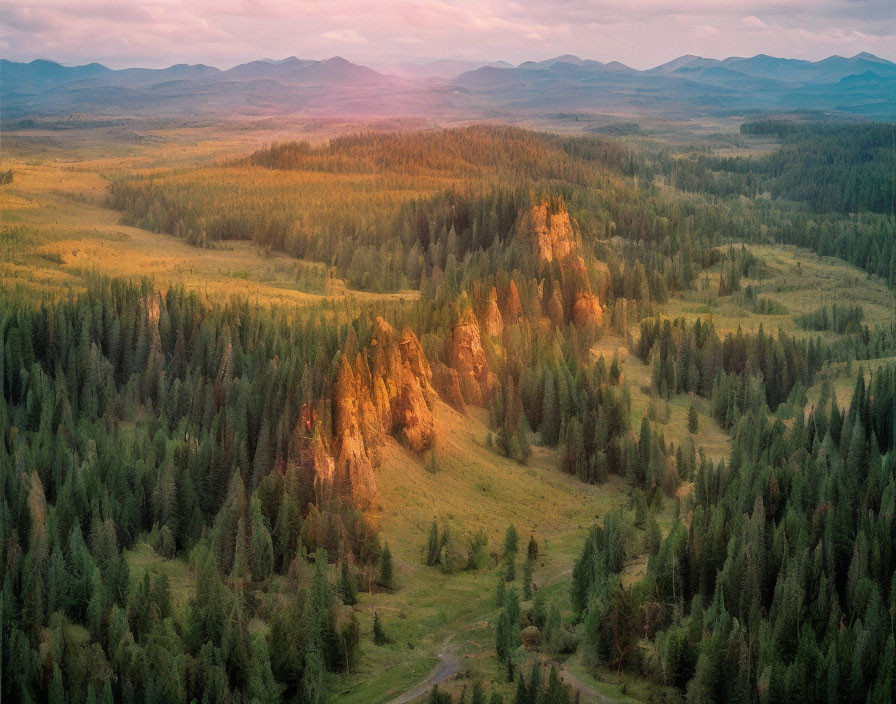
[
  {"x1": 659, "y1": 121, "x2": 896, "y2": 287},
  {"x1": 735, "y1": 121, "x2": 895, "y2": 215}
]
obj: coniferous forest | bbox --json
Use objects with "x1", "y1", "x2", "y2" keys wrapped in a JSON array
[{"x1": 2, "y1": 113, "x2": 895, "y2": 704}]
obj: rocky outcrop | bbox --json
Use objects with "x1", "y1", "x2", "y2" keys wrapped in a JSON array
[
  {"x1": 323, "y1": 317, "x2": 437, "y2": 508},
  {"x1": 398, "y1": 327, "x2": 434, "y2": 395},
  {"x1": 433, "y1": 362, "x2": 467, "y2": 415},
  {"x1": 333, "y1": 357, "x2": 378, "y2": 509},
  {"x1": 518, "y1": 199, "x2": 605, "y2": 329},
  {"x1": 520, "y1": 200, "x2": 578, "y2": 265},
  {"x1": 368, "y1": 317, "x2": 436, "y2": 449},
  {"x1": 297, "y1": 404, "x2": 337, "y2": 505},
  {"x1": 392, "y1": 373, "x2": 435, "y2": 452},
  {"x1": 447, "y1": 308, "x2": 497, "y2": 407},
  {"x1": 483, "y1": 287, "x2": 504, "y2": 339},
  {"x1": 502, "y1": 280, "x2": 523, "y2": 322}
]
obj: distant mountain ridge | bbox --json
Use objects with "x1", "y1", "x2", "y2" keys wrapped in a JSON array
[{"x1": 2, "y1": 52, "x2": 894, "y2": 121}]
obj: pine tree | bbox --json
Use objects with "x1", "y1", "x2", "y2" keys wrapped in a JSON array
[
  {"x1": 688, "y1": 401, "x2": 699, "y2": 434},
  {"x1": 49, "y1": 663, "x2": 65, "y2": 704},
  {"x1": 247, "y1": 635, "x2": 283, "y2": 704},
  {"x1": 373, "y1": 611, "x2": 390, "y2": 645},
  {"x1": 495, "y1": 575, "x2": 507, "y2": 608},
  {"x1": 527, "y1": 535, "x2": 539, "y2": 561},
  {"x1": 522, "y1": 558, "x2": 534, "y2": 600},
  {"x1": 339, "y1": 560, "x2": 358, "y2": 606},
  {"x1": 249, "y1": 497, "x2": 274, "y2": 581},
  {"x1": 231, "y1": 516, "x2": 249, "y2": 581},
  {"x1": 505, "y1": 554, "x2": 516, "y2": 582},
  {"x1": 427, "y1": 517, "x2": 440, "y2": 566},
  {"x1": 428, "y1": 684, "x2": 453, "y2": 704},
  {"x1": 379, "y1": 543, "x2": 394, "y2": 590},
  {"x1": 504, "y1": 525, "x2": 519, "y2": 557}
]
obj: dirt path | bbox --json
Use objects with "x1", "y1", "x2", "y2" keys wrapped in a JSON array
[{"x1": 385, "y1": 635, "x2": 460, "y2": 704}]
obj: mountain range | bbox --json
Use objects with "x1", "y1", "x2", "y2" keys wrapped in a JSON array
[{"x1": 2, "y1": 52, "x2": 894, "y2": 121}]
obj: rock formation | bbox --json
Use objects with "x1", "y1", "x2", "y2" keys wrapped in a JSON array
[
  {"x1": 518, "y1": 199, "x2": 604, "y2": 328},
  {"x1": 483, "y1": 286, "x2": 504, "y2": 339},
  {"x1": 296, "y1": 404, "x2": 337, "y2": 505},
  {"x1": 502, "y1": 279, "x2": 523, "y2": 323},
  {"x1": 433, "y1": 362, "x2": 467, "y2": 415},
  {"x1": 333, "y1": 357, "x2": 378, "y2": 508},
  {"x1": 447, "y1": 307, "x2": 498, "y2": 407},
  {"x1": 321, "y1": 317, "x2": 437, "y2": 508},
  {"x1": 520, "y1": 200, "x2": 578, "y2": 265}
]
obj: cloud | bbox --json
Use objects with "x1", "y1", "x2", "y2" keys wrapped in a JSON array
[
  {"x1": 322, "y1": 29, "x2": 368, "y2": 45},
  {"x1": 1, "y1": 0, "x2": 893, "y2": 69},
  {"x1": 742, "y1": 15, "x2": 769, "y2": 29}
]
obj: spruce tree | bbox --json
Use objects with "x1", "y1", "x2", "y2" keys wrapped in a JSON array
[
  {"x1": 426, "y1": 517, "x2": 440, "y2": 566},
  {"x1": 522, "y1": 558, "x2": 534, "y2": 600},
  {"x1": 504, "y1": 525, "x2": 519, "y2": 557},
  {"x1": 527, "y1": 535, "x2": 539, "y2": 561},
  {"x1": 373, "y1": 611, "x2": 390, "y2": 645},
  {"x1": 378, "y1": 543, "x2": 394, "y2": 591},
  {"x1": 339, "y1": 560, "x2": 357, "y2": 606}
]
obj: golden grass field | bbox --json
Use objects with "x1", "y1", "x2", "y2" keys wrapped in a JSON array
[
  {"x1": 1, "y1": 123, "x2": 425, "y2": 307},
  {"x1": 662, "y1": 243, "x2": 895, "y2": 338}
]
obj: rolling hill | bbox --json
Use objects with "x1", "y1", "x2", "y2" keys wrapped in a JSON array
[{"x1": 2, "y1": 51, "x2": 894, "y2": 122}]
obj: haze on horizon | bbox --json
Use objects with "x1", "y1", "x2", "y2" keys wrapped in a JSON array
[{"x1": 2, "y1": 0, "x2": 894, "y2": 71}]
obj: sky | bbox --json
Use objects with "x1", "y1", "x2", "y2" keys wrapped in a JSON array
[{"x1": 2, "y1": 1, "x2": 894, "y2": 70}]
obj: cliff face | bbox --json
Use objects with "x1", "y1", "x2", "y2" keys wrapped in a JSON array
[
  {"x1": 447, "y1": 308, "x2": 498, "y2": 407},
  {"x1": 296, "y1": 404, "x2": 337, "y2": 505},
  {"x1": 502, "y1": 280, "x2": 523, "y2": 322},
  {"x1": 433, "y1": 362, "x2": 467, "y2": 414},
  {"x1": 333, "y1": 356, "x2": 378, "y2": 508},
  {"x1": 521, "y1": 202, "x2": 578, "y2": 265},
  {"x1": 323, "y1": 317, "x2": 436, "y2": 508},
  {"x1": 483, "y1": 286, "x2": 504, "y2": 339},
  {"x1": 368, "y1": 317, "x2": 436, "y2": 451},
  {"x1": 519, "y1": 200, "x2": 604, "y2": 328}
]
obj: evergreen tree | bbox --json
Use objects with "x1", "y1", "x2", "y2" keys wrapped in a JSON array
[
  {"x1": 504, "y1": 525, "x2": 519, "y2": 557},
  {"x1": 249, "y1": 497, "x2": 274, "y2": 581},
  {"x1": 688, "y1": 401, "x2": 699, "y2": 434},
  {"x1": 247, "y1": 635, "x2": 283, "y2": 704},
  {"x1": 339, "y1": 560, "x2": 358, "y2": 606},
  {"x1": 427, "y1": 517, "x2": 440, "y2": 567},
  {"x1": 527, "y1": 535, "x2": 539, "y2": 561},
  {"x1": 379, "y1": 543, "x2": 395, "y2": 591},
  {"x1": 522, "y1": 558, "x2": 534, "y2": 600},
  {"x1": 373, "y1": 611, "x2": 390, "y2": 646}
]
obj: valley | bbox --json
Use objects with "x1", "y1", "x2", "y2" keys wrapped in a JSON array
[{"x1": 1, "y1": 107, "x2": 894, "y2": 704}]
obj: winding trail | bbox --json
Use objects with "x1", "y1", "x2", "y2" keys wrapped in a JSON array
[{"x1": 385, "y1": 634, "x2": 460, "y2": 704}]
